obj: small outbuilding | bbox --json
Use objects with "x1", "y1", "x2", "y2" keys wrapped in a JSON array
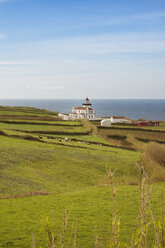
[
  {"x1": 111, "y1": 116, "x2": 131, "y2": 124},
  {"x1": 137, "y1": 121, "x2": 159, "y2": 127},
  {"x1": 101, "y1": 119, "x2": 111, "y2": 127},
  {"x1": 58, "y1": 113, "x2": 69, "y2": 120}
]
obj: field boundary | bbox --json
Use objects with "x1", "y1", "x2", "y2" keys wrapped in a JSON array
[
  {"x1": 45, "y1": 135, "x2": 136, "y2": 151},
  {"x1": 0, "y1": 130, "x2": 136, "y2": 151},
  {"x1": 10, "y1": 129, "x2": 90, "y2": 135},
  {"x1": 98, "y1": 126, "x2": 165, "y2": 133},
  {"x1": 0, "y1": 120, "x2": 82, "y2": 126},
  {"x1": 135, "y1": 137, "x2": 165, "y2": 144},
  {"x1": 0, "y1": 191, "x2": 50, "y2": 199}
]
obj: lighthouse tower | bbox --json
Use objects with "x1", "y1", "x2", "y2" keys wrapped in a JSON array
[
  {"x1": 69, "y1": 97, "x2": 96, "y2": 120},
  {"x1": 82, "y1": 97, "x2": 92, "y2": 108}
]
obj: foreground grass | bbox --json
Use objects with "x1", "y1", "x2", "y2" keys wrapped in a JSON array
[{"x1": 0, "y1": 184, "x2": 164, "y2": 248}]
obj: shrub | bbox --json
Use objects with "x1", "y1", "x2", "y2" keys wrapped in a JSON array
[
  {"x1": 140, "y1": 142, "x2": 165, "y2": 182},
  {"x1": 145, "y1": 142, "x2": 165, "y2": 167}
]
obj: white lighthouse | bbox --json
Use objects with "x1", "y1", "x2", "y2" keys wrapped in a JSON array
[
  {"x1": 82, "y1": 97, "x2": 91, "y2": 107},
  {"x1": 69, "y1": 97, "x2": 96, "y2": 120}
]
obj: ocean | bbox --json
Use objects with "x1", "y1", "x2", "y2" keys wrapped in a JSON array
[{"x1": 0, "y1": 99, "x2": 164, "y2": 121}]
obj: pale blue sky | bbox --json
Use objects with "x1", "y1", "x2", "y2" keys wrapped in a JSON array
[{"x1": 0, "y1": 0, "x2": 165, "y2": 99}]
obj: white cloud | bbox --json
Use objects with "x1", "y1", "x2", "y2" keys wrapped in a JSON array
[
  {"x1": 31, "y1": 32, "x2": 165, "y2": 56},
  {"x1": 60, "y1": 11, "x2": 165, "y2": 30},
  {"x1": 26, "y1": 84, "x2": 64, "y2": 91},
  {"x1": 133, "y1": 11, "x2": 165, "y2": 20},
  {"x1": 103, "y1": 11, "x2": 165, "y2": 26},
  {"x1": 0, "y1": 61, "x2": 42, "y2": 65}
]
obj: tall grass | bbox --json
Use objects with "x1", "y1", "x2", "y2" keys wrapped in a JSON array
[
  {"x1": 144, "y1": 142, "x2": 165, "y2": 167},
  {"x1": 140, "y1": 142, "x2": 165, "y2": 182},
  {"x1": 33, "y1": 170, "x2": 164, "y2": 247},
  {"x1": 34, "y1": 211, "x2": 78, "y2": 248},
  {"x1": 80, "y1": 119, "x2": 98, "y2": 135}
]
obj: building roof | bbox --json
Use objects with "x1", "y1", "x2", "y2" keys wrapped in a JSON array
[
  {"x1": 112, "y1": 116, "x2": 125, "y2": 119},
  {"x1": 73, "y1": 107, "x2": 93, "y2": 110},
  {"x1": 137, "y1": 121, "x2": 159, "y2": 124}
]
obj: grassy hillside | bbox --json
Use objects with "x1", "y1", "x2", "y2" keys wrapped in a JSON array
[
  {"x1": 0, "y1": 135, "x2": 139, "y2": 196},
  {"x1": 0, "y1": 106, "x2": 164, "y2": 248},
  {"x1": 1, "y1": 184, "x2": 164, "y2": 248},
  {"x1": 0, "y1": 122, "x2": 85, "y2": 133},
  {"x1": 0, "y1": 105, "x2": 58, "y2": 116}
]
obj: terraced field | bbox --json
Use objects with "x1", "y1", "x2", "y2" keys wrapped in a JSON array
[
  {"x1": 0, "y1": 106, "x2": 164, "y2": 248},
  {"x1": 98, "y1": 125, "x2": 165, "y2": 144}
]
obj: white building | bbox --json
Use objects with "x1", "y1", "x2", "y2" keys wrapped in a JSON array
[
  {"x1": 101, "y1": 119, "x2": 111, "y2": 127},
  {"x1": 110, "y1": 116, "x2": 131, "y2": 123},
  {"x1": 58, "y1": 113, "x2": 69, "y2": 120},
  {"x1": 69, "y1": 97, "x2": 96, "y2": 120}
]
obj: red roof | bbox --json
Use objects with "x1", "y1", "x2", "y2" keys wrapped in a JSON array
[
  {"x1": 86, "y1": 97, "x2": 89, "y2": 101},
  {"x1": 74, "y1": 107, "x2": 93, "y2": 110},
  {"x1": 112, "y1": 116, "x2": 125, "y2": 119}
]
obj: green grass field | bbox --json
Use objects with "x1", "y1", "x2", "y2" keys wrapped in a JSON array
[
  {"x1": 1, "y1": 184, "x2": 164, "y2": 248},
  {"x1": 0, "y1": 106, "x2": 164, "y2": 248},
  {"x1": 0, "y1": 122, "x2": 84, "y2": 133},
  {"x1": 0, "y1": 119, "x2": 82, "y2": 125},
  {"x1": 0, "y1": 106, "x2": 58, "y2": 116},
  {"x1": 98, "y1": 126, "x2": 165, "y2": 144},
  {"x1": 0, "y1": 135, "x2": 139, "y2": 196},
  {"x1": 111, "y1": 122, "x2": 165, "y2": 131}
]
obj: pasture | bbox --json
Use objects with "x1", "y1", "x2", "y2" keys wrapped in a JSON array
[{"x1": 0, "y1": 106, "x2": 164, "y2": 247}]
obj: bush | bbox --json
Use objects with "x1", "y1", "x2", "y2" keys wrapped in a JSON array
[
  {"x1": 140, "y1": 142, "x2": 165, "y2": 182},
  {"x1": 145, "y1": 142, "x2": 165, "y2": 167}
]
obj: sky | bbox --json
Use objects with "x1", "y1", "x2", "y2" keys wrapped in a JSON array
[{"x1": 0, "y1": 0, "x2": 165, "y2": 99}]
